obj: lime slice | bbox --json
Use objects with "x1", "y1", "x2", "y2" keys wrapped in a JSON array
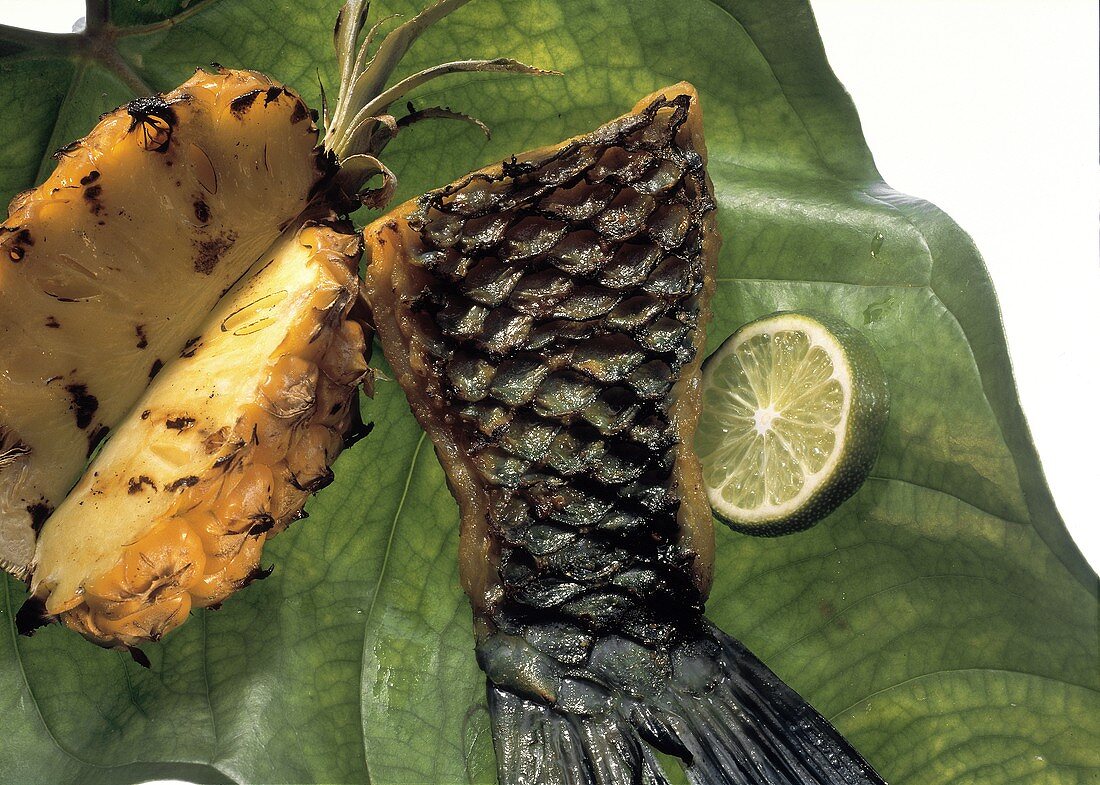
[{"x1": 696, "y1": 311, "x2": 888, "y2": 535}]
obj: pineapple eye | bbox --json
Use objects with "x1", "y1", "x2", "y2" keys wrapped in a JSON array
[
  {"x1": 125, "y1": 95, "x2": 177, "y2": 153},
  {"x1": 140, "y1": 116, "x2": 172, "y2": 153}
]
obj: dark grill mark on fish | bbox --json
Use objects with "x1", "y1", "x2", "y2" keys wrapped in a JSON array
[{"x1": 65, "y1": 383, "x2": 98, "y2": 429}]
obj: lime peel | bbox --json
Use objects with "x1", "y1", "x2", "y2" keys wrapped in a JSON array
[{"x1": 697, "y1": 311, "x2": 889, "y2": 536}]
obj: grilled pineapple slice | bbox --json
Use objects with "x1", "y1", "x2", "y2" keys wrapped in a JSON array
[
  {"x1": 29, "y1": 224, "x2": 367, "y2": 648},
  {"x1": 0, "y1": 67, "x2": 326, "y2": 578},
  {"x1": 8, "y1": 0, "x2": 552, "y2": 647}
]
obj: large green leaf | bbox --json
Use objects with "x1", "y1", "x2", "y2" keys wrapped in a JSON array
[{"x1": 0, "y1": 1, "x2": 1096, "y2": 783}]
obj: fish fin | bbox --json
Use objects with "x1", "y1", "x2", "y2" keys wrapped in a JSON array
[{"x1": 485, "y1": 619, "x2": 885, "y2": 785}]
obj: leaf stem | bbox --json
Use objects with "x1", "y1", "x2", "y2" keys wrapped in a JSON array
[
  {"x1": 85, "y1": 0, "x2": 110, "y2": 34},
  {"x1": 90, "y1": 40, "x2": 154, "y2": 95},
  {"x1": 0, "y1": 25, "x2": 80, "y2": 54},
  {"x1": 114, "y1": 0, "x2": 223, "y2": 38}
]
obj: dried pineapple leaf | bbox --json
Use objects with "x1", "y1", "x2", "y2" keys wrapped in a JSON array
[
  {"x1": 341, "y1": 153, "x2": 398, "y2": 209},
  {"x1": 336, "y1": 58, "x2": 558, "y2": 156},
  {"x1": 397, "y1": 103, "x2": 492, "y2": 140},
  {"x1": 327, "y1": 0, "x2": 474, "y2": 157},
  {"x1": 325, "y1": 0, "x2": 556, "y2": 168}
]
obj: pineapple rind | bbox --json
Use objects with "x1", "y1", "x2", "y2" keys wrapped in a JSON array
[
  {"x1": 31, "y1": 223, "x2": 367, "y2": 648},
  {"x1": 0, "y1": 68, "x2": 327, "y2": 579}
]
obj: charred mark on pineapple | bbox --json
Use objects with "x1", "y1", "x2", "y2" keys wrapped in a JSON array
[
  {"x1": 193, "y1": 232, "x2": 236, "y2": 275},
  {"x1": 83, "y1": 184, "x2": 105, "y2": 216},
  {"x1": 4, "y1": 227, "x2": 34, "y2": 262},
  {"x1": 165, "y1": 476, "x2": 200, "y2": 492},
  {"x1": 127, "y1": 475, "x2": 157, "y2": 495},
  {"x1": 244, "y1": 563, "x2": 274, "y2": 584},
  {"x1": 79, "y1": 170, "x2": 100, "y2": 186},
  {"x1": 291, "y1": 466, "x2": 335, "y2": 494},
  {"x1": 126, "y1": 96, "x2": 177, "y2": 153},
  {"x1": 180, "y1": 336, "x2": 202, "y2": 358},
  {"x1": 15, "y1": 596, "x2": 52, "y2": 636},
  {"x1": 45, "y1": 316, "x2": 60, "y2": 329},
  {"x1": 26, "y1": 501, "x2": 53, "y2": 534},
  {"x1": 135, "y1": 324, "x2": 148, "y2": 349},
  {"x1": 165, "y1": 416, "x2": 196, "y2": 431},
  {"x1": 290, "y1": 101, "x2": 309, "y2": 124},
  {"x1": 229, "y1": 90, "x2": 263, "y2": 117},
  {"x1": 193, "y1": 198, "x2": 211, "y2": 224},
  {"x1": 248, "y1": 514, "x2": 276, "y2": 536},
  {"x1": 87, "y1": 424, "x2": 109, "y2": 458},
  {"x1": 65, "y1": 383, "x2": 98, "y2": 429},
  {"x1": 343, "y1": 410, "x2": 374, "y2": 448},
  {"x1": 263, "y1": 86, "x2": 284, "y2": 105},
  {"x1": 149, "y1": 358, "x2": 164, "y2": 379},
  {"x1": 141, "y1": 410, "x2": 151, "y2": 420}
]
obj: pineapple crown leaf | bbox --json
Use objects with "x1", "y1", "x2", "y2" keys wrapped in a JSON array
[
  {"x1": 324, "y1": 0, "x2": 560, "y2": 198},
  {"x1": 397, "y1": 104, "x2": 492, "y2": 140},
  {"x1": 339, "y1": 153, "x2": 398, "y2": 210},
  {"x1": 333, "y1": 57, "x2": 558, "y2": 159}
]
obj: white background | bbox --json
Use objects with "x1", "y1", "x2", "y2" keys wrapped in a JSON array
[{"x1": 0, "y1": 3, "x2": 1096, "y2": 782}]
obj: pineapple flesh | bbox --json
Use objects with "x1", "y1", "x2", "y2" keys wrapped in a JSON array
[
  {"x1": 7, "y1": 0, "x2": 549, "y2": 646},
  {"x1": 0, "y1": 68, "x2": 327, "y2": 579},
  {"x1": 30, "y1": 223, "x2": 368, "y2": 648}
]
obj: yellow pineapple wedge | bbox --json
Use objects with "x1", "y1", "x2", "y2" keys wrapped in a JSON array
[
  {"x1": 0, "y1": 67, "x2": 327, "y2": 578},
  {"x1": 28, "y1": 223, "x2": 368, "y2": 648},
  {"x1": 8, "y1": 0, "x2": 553, "y2": 650}
]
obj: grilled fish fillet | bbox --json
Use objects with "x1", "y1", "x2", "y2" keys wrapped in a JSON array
[{"x1": 365, "y1": 83, "x2": 885, "y2": 785}]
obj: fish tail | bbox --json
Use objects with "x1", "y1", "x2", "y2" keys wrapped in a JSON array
[{"x1": 480, "y1": 618, "x2": 885, "y2": 785}]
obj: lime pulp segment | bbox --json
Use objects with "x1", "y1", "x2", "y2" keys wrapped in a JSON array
[{"x1": 696, "y1": 312, "x2": 887, "y2": 534}]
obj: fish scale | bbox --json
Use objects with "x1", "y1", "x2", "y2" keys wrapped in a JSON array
[
  {"x1": 408, "y1": 96, "x2": 710, "y2": 645},
  {"x1": 366, "y1": 84, "x2": 885, "y2": 785}
]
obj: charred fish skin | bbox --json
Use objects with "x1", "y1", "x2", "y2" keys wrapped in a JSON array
[{"x1": 365, "y1": 85, "x2": 885, "y2": 785}]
